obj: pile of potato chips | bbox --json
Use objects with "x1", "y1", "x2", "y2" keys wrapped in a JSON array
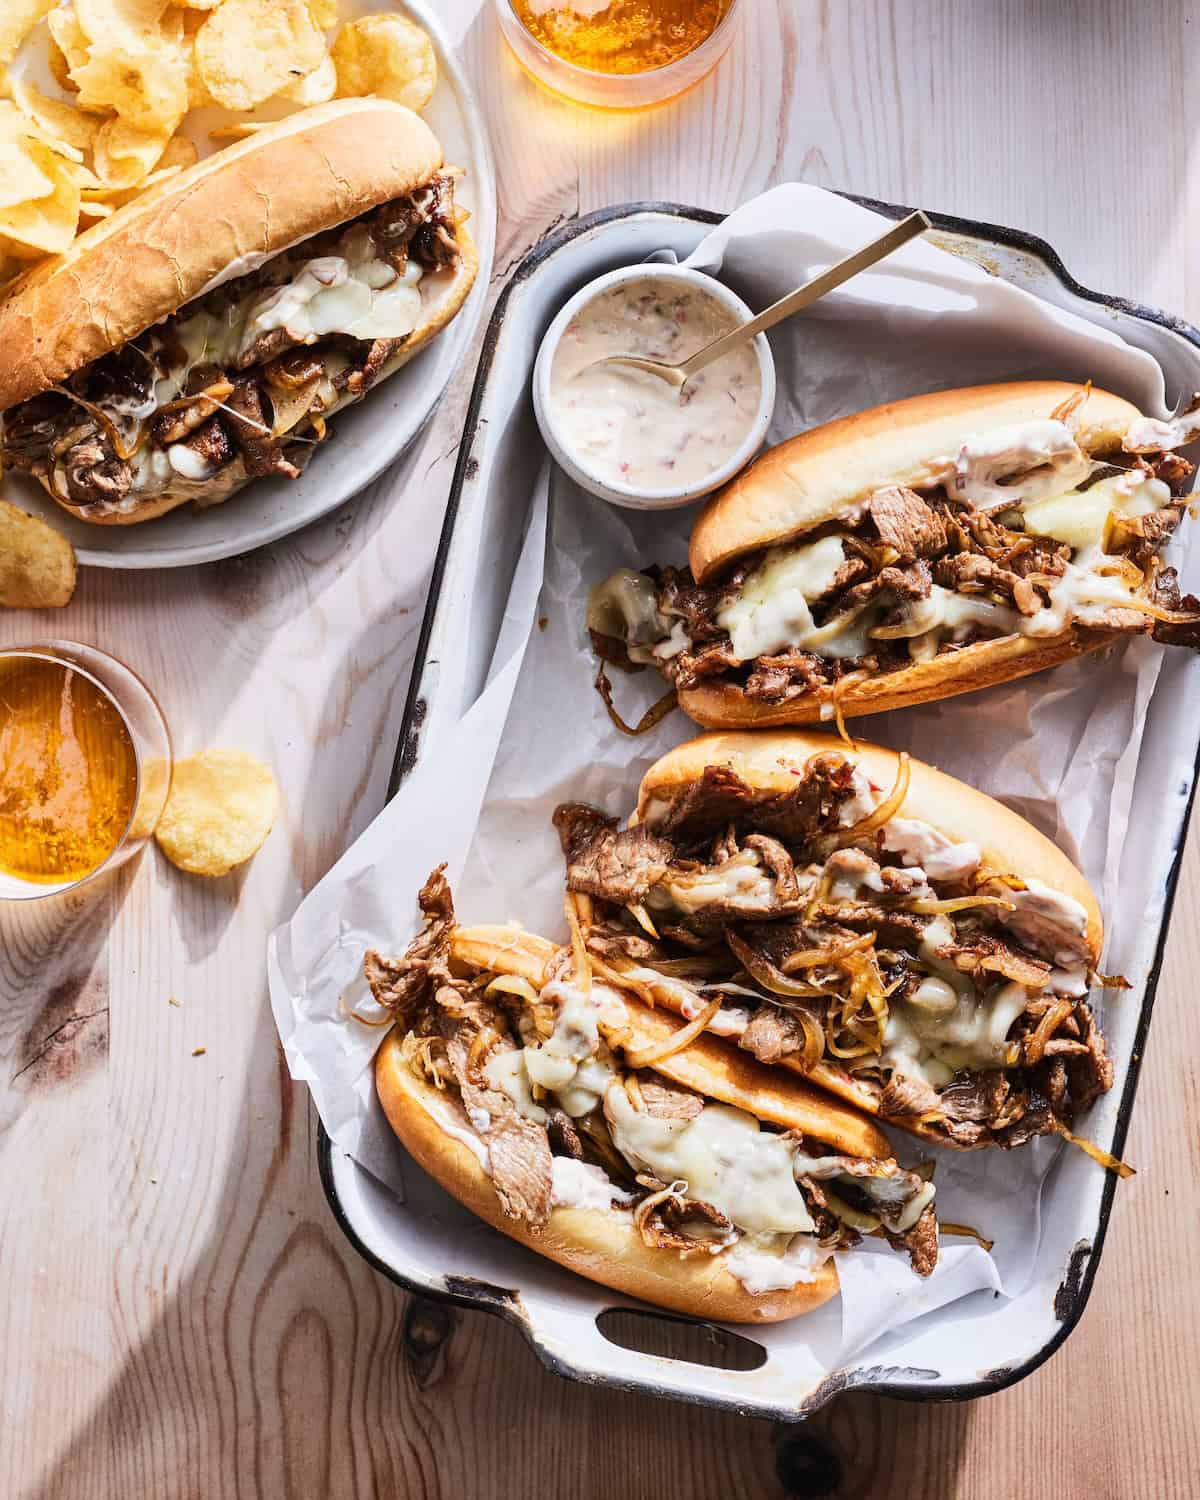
[{"x1": 0, "y1": 0, "x2": 439, "y2": 292}]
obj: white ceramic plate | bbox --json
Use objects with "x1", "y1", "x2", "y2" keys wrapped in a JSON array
[{"x1": 5, "y1": 0, "x2": 495, "y2": 569}]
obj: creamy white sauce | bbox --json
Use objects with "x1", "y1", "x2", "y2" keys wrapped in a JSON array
[
  {"x1": 550, "y1": 1157, "x2": 631, "y2": 1211},
  {"x1": 881, "y1": 818, "x2": 981, "y2": 883},
  {"x1": 1020, "y1": 474, "x2": 1174, "y2": 636},
  {"x1": 998, "y1": 878, "x2": 1090, "y2": 967},
  {"x1": 167, "y1": 443, "x2": 215, "y2": 481},
  {"x1": 945, "y1": 419, "x2": 1091, "y2": 510},
  {"x1": 837, "y1": 769, "x2": 880, "y2": 827},
  {"x1": 721, "y1": 1233, "x2": 831, "y2": 1293},
  {"x1": 604, "y1": 1085, "x2": 815, "y2": 1237},
  {"x1": 881, "y1": 915, "x2": 1030, "y2": 1087},
  {"x1": 549, "y1": 278, "x2": 762, "y2": 491},
  {"x1": 1123, "y1": 408, "x2": 1200, "y2": 453}
]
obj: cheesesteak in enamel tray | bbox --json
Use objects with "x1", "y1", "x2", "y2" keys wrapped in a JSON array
[{"x1": 268, "y1": 186, "x2": 1200, "y2": 1415}]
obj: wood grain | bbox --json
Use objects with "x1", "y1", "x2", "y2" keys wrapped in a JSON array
[{"x1": 3, "y1": 1, "x2": 1199, "y2": 1496}]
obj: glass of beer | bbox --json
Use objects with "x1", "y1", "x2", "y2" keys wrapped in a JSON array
[
  {"x1": 495, "y1": 0, "x2": 742, "y2": 109},
  {"x1": 0, "y1": 641, "x2": 172, "y2": 901}
]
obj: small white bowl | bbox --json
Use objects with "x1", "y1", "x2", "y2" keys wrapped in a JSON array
[{"x1": 533, "y1": 263, "x2": 776, "y2": 510}]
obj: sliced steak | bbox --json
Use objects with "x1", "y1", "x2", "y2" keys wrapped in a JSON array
[
  {"x1": 62, "y1": 431, "x2": 132, "y2": 508},
  {"x1": 634, "y1": 1073, "x2": 705, "y2": 1121},
  {"x1": 553, "y1": 803, "x2": 674, "y2": 904},
  {"x1": 364, "y1": 864, "x2": 457, "y2": 1022},
  {"x1": 739, "y1": 1003, "x2": 811, "y2": 1065},
  {"x1": 440, "y1": 1010, "x2": 554, "y2": 1230},
  {"x1": 889, "y1": 1203, "x2": 939, "y2": 1278},
  {"x1": 224, "y1": 379, "x2": 301, "y2": 479},
  {"x1": 868, "y1": 486, "x2": 947, "y2": 558}
]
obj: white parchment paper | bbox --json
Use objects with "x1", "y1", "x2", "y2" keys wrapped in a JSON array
[{"x1": 269, "y1": 185, "x2": 1196, "y2": 1361}]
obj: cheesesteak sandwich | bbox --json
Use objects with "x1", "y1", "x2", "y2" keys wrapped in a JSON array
[
  {"x1": 552, "y1": 732, "x2": 1125, "y2": 1161},
  {"x1": 366, "y1": 869, "x2": 941, "y2": 1323},
  {"x1": 588, "y1": 382, "x2": 1200, "y2": 727},
  {"x1": 0, "y1": 100, "x2": 478, "y2": 526}
]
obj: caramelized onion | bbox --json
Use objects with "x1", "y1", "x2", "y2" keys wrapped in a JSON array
[
  {"x1": 626, "y1": 902, "x2": 660, "y2": 939},
  {"x1": 623, "y1": 995, "x2": 723, "y2": 1069},
  {"x1": 595, "y1": 663, "x2": 679, "y2": 737},
  {"x1": 1052, "y1": 1119, "x2": 1135, "y2": 1178},
  {"x1": 1020, "y1": 996, "x2": 1073, "y2": 1065},
  {"x1": 781, "y1": 932, "x2": 875, "y2": 973},
  {"x1": 564, "y1": 891, "x2": 593, "y2": 998},
  {"x1": 939, "y1": 1221, "x2": 995, "y2": 1252},
  {"x1": 834, "y1": 752, "x2": 911, "y2": 847},
  {"x1": 907, "y1": 895, "x2": 1015, "y2": 915},
  {"x1": 727, "y1": 931, "x2": 825, "y2": 997}
]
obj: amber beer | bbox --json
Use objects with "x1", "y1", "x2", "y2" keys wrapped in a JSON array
[
  {"x1": 509, "y1": 0, "x2": 734, "y2": 74},
  {"x1": 0, "y1": 652, "x2": 138, "y2": 886}
]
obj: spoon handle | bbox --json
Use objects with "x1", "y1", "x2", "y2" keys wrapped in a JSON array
[{"x1": 678, "y1": 209, "x2": 931, "y2": 381}]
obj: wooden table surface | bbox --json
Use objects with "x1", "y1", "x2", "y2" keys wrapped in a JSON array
[{"x1": 3, "y1": 3, "x2": 1198, "y2": 1496}]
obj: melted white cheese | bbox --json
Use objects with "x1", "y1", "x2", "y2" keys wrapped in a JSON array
[
  {"x1": 484, "y1": 981, "x2": 627, "y2": 1121},
  {"x1": 241, "y1": 252, "x2": 423, "y2": 352},
  {"x1": 604, "y1": 1086, "x2": 816, "y2": 1236},
  {"x1": 716, "y1": 535, "x2": 850, "y2": 661},
  {"x1": 791, "y1": 1154, "x2": 936, "y2": 1233},
  {"x1": 647, "y1": 848, "x2": 779, "y2": 915}
]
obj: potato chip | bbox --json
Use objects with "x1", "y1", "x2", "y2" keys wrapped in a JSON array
[
  {"x1": 46, "y1": 8, "x2": 90, "y2": 88},
  {"x1": 0, "y1": 0, "x2": 57, "y2": 67},
  {"x1": 75, "y1": 0, "x2": 172, "y2": 43},
  {"x1": 73, "y1": 42, "x2": 189, "y2": 133},
  {"x1": 154, "y1": 749, "x2": 279, "y2": 877},
  {"x1": 10, "y1": 77, "x2": 103, "y2": 155},
  {"x1": 284, "y1": 50, "x2": 336, "y2": 105},
  {"x1": 47, "y1": 36, "x2": 76, "y2": 94},
  {"x1": 0, "y1": 139, "x2": 55, "y2": 212},
  {"x1": 158, "y1": 134, "x2": 198, "y2": 171},
  {"x1": 307, "y1": 0, "x2": 339, "y2": 29},
  {"x1": 207, "y1": 121, "x2": 268, "y2": 142},
  {"x1": 195, "y1": 0, "x2": 325, "y2": 112},
  {"x1": 0, "y1": 500, "x2": 77, "y2": 609},
  {"x1": 92, "y1": 116, "x2": 170, "y2": 186},
  {"x1": 0, "y1": 141, "x2": 80, "y2": 253},
  {"x1": 332, "y1": 15, "x2": 436, "y2": 114}
]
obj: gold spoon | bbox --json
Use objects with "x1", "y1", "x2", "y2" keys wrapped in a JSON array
[{"x1": 592, "y1": 210, "x2": 931, "y2": 395}]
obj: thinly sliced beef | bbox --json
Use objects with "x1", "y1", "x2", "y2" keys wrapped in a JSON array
[
  {"x1": 890, "y1": 1204, "x2": 939, "y2": 1278},
  {"x1": 1151, "y1": 566, "x2": 1200, "y2": 648},
  {"x1": 439, "y1": 1000, "x2": 554, "y2": 1229},
  {"x1": 225, "y1": 379, "x2": 300, "y2": 479},
  {"x1": 867, "y1": 486, "x2": 947, "y2": 558},
  {"x1": 934, "y1": 553, "x2": 1041, "y2": 615},
  {"x1": 62, "y1": 432, "x2": 132, "y2": 507},
  {"x1": 634, "y1": 1073, "x2": 705, "y2": 1120},
  {"x1": 364, "y1": 865, "x2": 457, "y2": 1021},
  {"x1": 739, "y1": 1003, "x2": 811, "y2": 1065},
  {"x1": 637, "y1": 1189, "x2": 734, "y2": 1254},
  {"x1": 647, "y1": 756, "x2": 860, "y2": 844},
  {"x1": 742, "y1": 834, "x2": 798, "y2": 900},
  {"x1": 547, "y1": 1108, "x2": 585, "y2": 1160},
  {"x1": 553, "y1": 804, "x2": 674, "y2": 903}
]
